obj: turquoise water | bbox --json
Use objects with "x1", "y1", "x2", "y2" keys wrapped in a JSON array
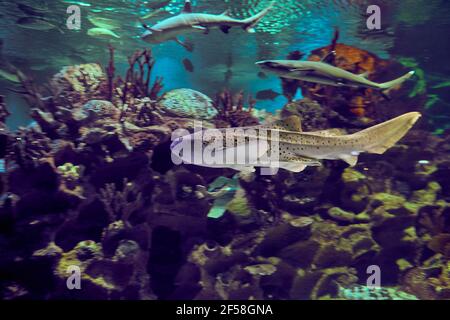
[{"x1": 1, "y1": 0, "x2": 449, "y2": 128}]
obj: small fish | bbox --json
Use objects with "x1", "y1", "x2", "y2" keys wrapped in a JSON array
[
  {"x1": 257, "y1": 71, "x2": 267, "y2": 79},
  {"x1": 256, "y1": 89, "x2": 281, "y2": 101},
  {"x1": 145, "y1": 0, "x2": 171, "y2": 10},
  {"x1": 432, "y1": 81, "x2": 450, "y2": 89},
  {"x1": 256, "y1": 59, "x2": 415, "y2": 90},
  {"x1": 87, "y1": 16, "x2": 121, "y2": 30},
  {"x1": 0, "y1": 68, "x2": 20, "y2": 83},
  {"x1": 16, "y1": 17, "x2": 64, "y2": 33},
  {"x1": 17, "y1": 3, "x2": 48, "y2": 16},
  {"x1": 142, "y1": 0, "x2": 274, "y2": 50},
  {"x1": 182, "y1": 58, "x2": 194, "y2": 72},
  {"x1": 140, "y1": 8, "x2": 167, "y2": 20},
  {"x1": 87, "y1": 27, "x2": 120, "y2": 39},
  {"x1": 171, "y1": 112, "x2": 421, "y2": 173}
]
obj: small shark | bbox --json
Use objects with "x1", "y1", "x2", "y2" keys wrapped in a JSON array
[
  {"x1": 256, "y1": 58, "x2": 415, "y2": 90},
  {"x1": 171, "y1": 112, "x2": 421, "y2": 173},
  {"x1": 141, "y1": 0, "x2": 274, "y2": 50}
]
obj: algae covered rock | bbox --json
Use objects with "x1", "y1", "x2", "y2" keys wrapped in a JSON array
[
  {"x1": 82, "y1": 100, "x2": 121, "y2": 122},
  {"x1": 51, "y1": 64, "x2": 106, "y2": 105},
  {"x1": 158, "y1": 88, "x2": 217, "y2": 120}
]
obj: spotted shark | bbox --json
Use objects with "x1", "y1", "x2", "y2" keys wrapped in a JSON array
[
  {"x1": 256, "y1": 59, "x2": 415, "y2": 90},
  {"x1": 141, "y1": 0, "x2": 274, "y2": 50},
  {"x1": 170, "y1": 112, "x2": 421, "y2": 173}
]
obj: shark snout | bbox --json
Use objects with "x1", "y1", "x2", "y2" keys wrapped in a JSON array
[
  {"x1": 255, "y1": 60, "x2": 279, "y2": 71},
  {"x1": 256, "y1": 60, "x2": 293, "y2": 75},
  {"x1": 256, "y1": 60, "x2": 273, "y2": 67}
]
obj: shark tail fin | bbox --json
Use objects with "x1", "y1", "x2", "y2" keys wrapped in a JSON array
[
  {"x1": 242, "y1": 1, "x2": 274, "y2": 33},
  {"x1": 378, "y1": 71, "x2": 415, "y2": 90},
  {"x1": 353, "y1": 112, "x2": 421, "y2": 154}
]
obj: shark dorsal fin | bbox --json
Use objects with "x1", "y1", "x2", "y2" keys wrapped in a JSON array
[
  {"x1": 221, "y1": 9, "x2": 231, "y2": 16},
  {"x1": 264, "y1": 115, "x2": 302, "y2": 132},
  {"x1": 282, "y1": 115, "x2": 302, "y2": 131},
  {"x1": 182, "y1": 0, "x2": 193, "y2": 13}
]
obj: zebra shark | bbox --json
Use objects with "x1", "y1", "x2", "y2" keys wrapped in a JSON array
[
  {"x1": 141, "y1": 0, "x2": 274, "y2": 50},
  {"x1": 170, "y1": 112, "x2": 421, "y2": 173}
]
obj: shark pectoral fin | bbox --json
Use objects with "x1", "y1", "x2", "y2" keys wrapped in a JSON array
[
  {"x1": 340, "y1": 154, "x2": 359, "y2": 167},
  {"x1": 192, "y1": 25, "x2": 209, "y2": 34},
  {"x1": 228, "y1": 165, "x2": 255, "y2": 172},
  {"x1": 223, "y1": 139, "x2": 269, "y2": 165},
  {"x1": 220, "y1": 25, "x2": 232, "y2": 34},
  {"x1": 182, "y1": 0, "x2": 193, "y2": 13},
  {"x1": 285, "y1": 154, "x2": 321, "y2": 166},
  {"x1": 174, "y1": 38, "x2": 194, "y2": 52}
]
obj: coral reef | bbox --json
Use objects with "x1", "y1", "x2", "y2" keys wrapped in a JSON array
[
  {"x1": 213, "y1": 89, "x2": 260, "y2": 128},
  {"x1": 0, "y1": 42, "x2": 449, "y2": 301}
]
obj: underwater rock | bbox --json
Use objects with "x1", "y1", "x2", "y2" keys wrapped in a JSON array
[
  {"x1": 158, "y1": 88, "x2": 217, "y2": 120},
  {"x1": 339, "y1": 168, "x2": 370, "y2": 213},
  {"x1": 327, "y1": 207, "x2": 357, "y2": 223},
  {"x1": 291, "y1": 267, "x2": 358, "y2": 300},
  {"x1": 53, "y1": 238, "x2": 152, "y2": 299},
  {"x1": 51, "y1": 64, "x2": 107, "y2": 105},
  {"x1": 427, "y1": 234, "x2": 450, "y2": 258},
  {"x1": 82, "y1": 100, "x2": 121, "y2": 122},
  {"x1": 433, "y1": 161, "x2": 450, "y2": 200},
  {"x1": 257, "y1": 217, "x2": 314, "y2": 257},
  {"x1": 401, "y1": 263, "x2": 443, "y2": 300},
  {"x1": 281, "y1": 97, "x2": 368, "y2": 132}
]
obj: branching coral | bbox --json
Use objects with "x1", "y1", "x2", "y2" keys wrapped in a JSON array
[
  {"x1": 112, "y1": 48, "x2": 164, "y2": 106},
  {"x1": 9, "y1": 127, "x2": 52, "y2": 169},
  {"x1": 99, "y1": 178, "x2": 143, "y2": 226},
  {"x1": 213, "y1": 89, "x2": 259, "y2": 128}
]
